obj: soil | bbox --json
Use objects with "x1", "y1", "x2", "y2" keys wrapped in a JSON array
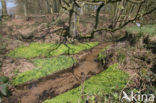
[
  {"x1": 3, "y1": 42, "x2": 111, "y2": 103},
  {"x1": 2, "y1": 58, "x2": 35, "y2": 78}
]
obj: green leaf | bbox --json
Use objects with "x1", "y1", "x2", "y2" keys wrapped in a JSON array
[
  {"x1": 0, "y1": 84, "x2": 8, "y2": 96},
  {"x1": 0, "y1": 76, "x2": 9, "y2": 83},
  {"x1": 113, "y1": 93, "x2": 118, "y2": 100}
]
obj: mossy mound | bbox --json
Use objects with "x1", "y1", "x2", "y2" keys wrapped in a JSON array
[
  {"x1": 12, "y1": 56, "x2": 76, "y2": 85},
  {"x1": 126, "y1": 24, "x2": 156, "y2": 36},
  {"x1": 43, "y1": 64, "x2": 129, "y2": 103},
  {"x1": 8, "y1": 42, "x2": 99, "y2": 59}
]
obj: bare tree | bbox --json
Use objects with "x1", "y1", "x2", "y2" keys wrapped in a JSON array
[{"x1": 1, "y1": 0, "x2": 8, "y2": 18}]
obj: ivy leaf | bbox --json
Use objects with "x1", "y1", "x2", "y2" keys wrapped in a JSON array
[
  {"x1": 0, "y1": 76, "x2": 9, "y2": 83},
  {"x1": 0, "y1": 84, "x2": 8, "y2": 96}
]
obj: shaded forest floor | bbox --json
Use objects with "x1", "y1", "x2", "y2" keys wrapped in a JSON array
[{"x1": 0, "y1": 17, "x2": 156, "y2": 103}]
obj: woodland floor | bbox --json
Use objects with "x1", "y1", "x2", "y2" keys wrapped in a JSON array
[
  {"x1": 0, "y1": 18, "x2": 156, "y2": 103},
  {"x1": 3, "y1": 42, "x2": 111, "y2": 103}
]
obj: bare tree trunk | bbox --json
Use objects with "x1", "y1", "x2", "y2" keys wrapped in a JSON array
[
  {"x1": 38, "y1": 0, "x2": 43, "y2": 14},
  {"x1": 48, "y1": 0, "x2": 53, "y2": 14},
  {"x1": 69, "y1": 9, "x2": 73, "y2": 37},
  {"x1": 69, "y1": 5, "x2": 78, "y2": 39},
  {"x1": 23, "y1": 4, "x2": 27, "y2": 17},
  {"x1": 45, "y1": 0, "x2": 51, "y2": 14},
  {"x1": 71, "y1": 12, "x2": 77, "y2": 38},
  {"x1": 91, "y1": 3, "x2": 104, "y2": 38},
  {"x1": 53, "y1": 0, "x2": 60, "y2": 13},
  {"x1": 1, "y1": 0, "x2": 8, "y2": 18},
  {"x1": 80, "y1": 6, "x2": 83, "y2": 15}
]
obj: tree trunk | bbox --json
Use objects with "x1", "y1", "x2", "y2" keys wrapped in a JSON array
[
  {"x1": 23, "y1": 4, "x2": 27, "y2": 17},
  {"x1": 69, "y1": 8, "x2": 78, "y2": 39},
  {"x1": 72, "y1": 12, "x2": 77, "y2": 38},
  {"x1": 45, "y1": 0, "x2": 51, "y2": 14},
  {"x1": 53, "y1": 0, "x2": 60, "y2": 13},
  {"x1": 1, "y1": 0, "x2": 8, "y2": 18}
]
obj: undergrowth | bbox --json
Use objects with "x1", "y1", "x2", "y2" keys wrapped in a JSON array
[
  {"x1": 43, "y1": 64, "x2": 129, "y2": 103},
  {"x1": 126, "y1": 24, "x2": 156, "y2": 36},
  {"x1": 98, "y1": 46, "x2": 110, "y2": 61},
  {"x1": 8, "y1": 42, "x2": 98, "y2": 59},
  {"x1": 12, "y1": 56, "x2": 76, "y2": 85},
  {"x1": 8, "y1": 42, "x2": 55, "y2": 59},
  {"x1": 0, "y1": 76, "x2": 9, "y2": 102},
  {"x1": 96, "y1": 40, "x2": 156, "y2": 102}
]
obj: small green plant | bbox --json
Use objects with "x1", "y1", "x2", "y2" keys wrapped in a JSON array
[
  {"x1": 138, "y1": 68, "x2": 156, "y2": 94},
  {"x1": 0, "y1": 76, "x2": 9, "y2": 102},
  {"x1": 98, "y1": 46, "x2": 110, "y2": 61}
]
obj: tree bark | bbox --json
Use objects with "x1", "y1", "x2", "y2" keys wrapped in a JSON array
[
  {"x1": 23, "y1": 4, "x2": 27, "y2": 17},
  {"x1": 1, "y1": 0, "x2": 8, "y2": 18},
  {"x1": 69, "y1": 4, "x2": 78, "y2": 39}
]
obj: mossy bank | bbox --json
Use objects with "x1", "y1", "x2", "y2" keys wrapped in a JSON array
[{"x1": 8, "y1": 42, "x2": 99, "y2": 59}]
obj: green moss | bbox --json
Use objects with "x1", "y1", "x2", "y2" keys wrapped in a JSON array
[
  {"x1": 43, "y1": 64, "x2": 129, "y2": 103},
  {"x1": 126, "y1": 24, "x2": 156, "y2": 36},
  {"x1": 8, "y1": 42, "x2": 55, "y2": 59},
  {"x1": 8, "y1": 42, "x2": 99, "y2": 59},
  {"x1": 12, "y1": 56, "x2": 76, "y2": 85},
  {"x1": 50, "y1": 42, "x2": 99, "y2": 56}
]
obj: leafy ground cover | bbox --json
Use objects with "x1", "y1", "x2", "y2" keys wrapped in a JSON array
[
  {"x1": 126, "y1": 24, "x2": 156, "y2": 36},
  {"x1": 8, "y1": 42, "x2": 55, "y2": 59},
  {"x1": 8, "y1": 42, "x2": 99, "y2": 59},
  {"x1": 0, "y1": 76, "x2": 9, "y2": 102},
  {"x1": 12, "y1": 56, "x2": 76, "y2": 85},
  {"x1": 43, "y1": 64, "x2": 129, "y2": 103}
]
